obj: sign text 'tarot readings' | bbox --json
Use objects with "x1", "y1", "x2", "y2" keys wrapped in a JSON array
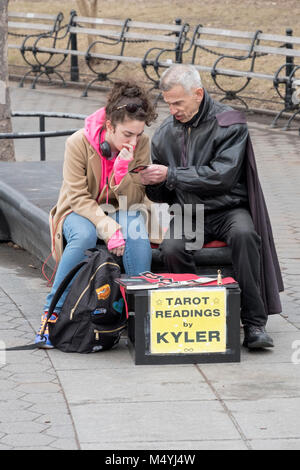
[{"x1": 150, "y1": 288, "x2": 227, "y2": 354}]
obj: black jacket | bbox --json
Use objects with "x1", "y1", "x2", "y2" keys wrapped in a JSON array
[
  {"x1": 146, "y1": 91, "x2": 284, "y2": 315},
  {"x1": 146, "y1": 90, "x2": 249, "y2": 212}
]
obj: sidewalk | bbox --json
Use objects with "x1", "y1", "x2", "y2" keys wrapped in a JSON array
[
  {"x1": 0, "y1": 84, "x2": 300, "y2": 450},
  {"x1": 0, "y1": 242, "x2": 299, "y2": 450}
]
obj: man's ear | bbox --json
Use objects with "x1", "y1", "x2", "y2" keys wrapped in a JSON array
[{"x1": 195, "y1": 87, "x2": 204, "y2": 103}]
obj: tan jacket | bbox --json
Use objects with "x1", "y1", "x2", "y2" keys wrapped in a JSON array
[{"x1": 50, "y1": 128, "x2": 160, "y2": 263}]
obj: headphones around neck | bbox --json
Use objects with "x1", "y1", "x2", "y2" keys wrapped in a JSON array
[{"x1": 99, "y1": 126, "x2": 113, "y2": 160}]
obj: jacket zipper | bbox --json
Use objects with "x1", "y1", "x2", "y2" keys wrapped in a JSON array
[
  {"x1": 182, "y1": 127, "x2": 191, "y2": 166},
  {"x1": 187, "y1": 127, "x2": 191, "y2": 165},
  {"x1": 69, "y1": 261, "x2": 119, "y2": 320},
  {"x1": 94, "y1": 324, "x2": 126, "y2": 340}
]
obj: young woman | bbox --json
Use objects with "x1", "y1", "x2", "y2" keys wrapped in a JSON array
[{"x1": 35, "y1": 80, "x2": 157, "y2": 348}]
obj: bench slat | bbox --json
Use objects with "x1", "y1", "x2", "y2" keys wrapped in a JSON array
[
  {"x1": 258, "y1": 33, "x2": 300, "y2": 45},
  {"x1": 194, "y1": 39, "x2": 300, "y2": 57},
  {"x1": 69, "y1": 26, "x2": 178, "y2": 43},
  {"x1": 195, "y1": 27, "x2": 300, "y2": 47},
  {"x1": 69, "y1": 26, "x2": 122, "y2": 37},
  {"x1": 74, "y1": 16, "x2": 183, "y2": 32},
  {"x1": 32, "y1": 46, "x2": 143, "y2": 63},
  {"x1": 196, "y1": 27, "x2": 257, "y2": 39},
  {"x1": 8, "y1": 12, "x2": 59, "y2": 21},
  {"x1": 89, "y1": 52, "x2": 143, "y2": 63},
  {"x1": 8, "y1": 21, "x2": 53, "y2": 31},
  {"x1": 124, "y1": 31, "x2": 177, "y2": 42},
  {"x1": 193, "y1": 64, "x2": 277, "y2": 81},
  {"x1": 254, "y1": 44, "x2": 300, "y2": 57},
  {"x1": 74, "y1": 16, "x2": 125, "y2": 27},
  {"x1": 33, "y1": 46, "x2": 85, "y2": 56},
  {"x1": 194, "y1": 38, "x2": 251, "y2": 52},
  {"x1": 127, "y1": 20, "x2": 183, "y2": 32}
]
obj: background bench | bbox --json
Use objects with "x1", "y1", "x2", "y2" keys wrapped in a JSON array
[
  {"x1": 72, "y1": 14, "x2": 190, "y2": 97},
  {"x1": 8, "y1": 11, "x2": 69, "y2": 88},
  {"x1": 7, "y1": 12, "x2": 300, "y2": 129},
  {"x1": 190, "y1": 26, "x2": 300, "y2": 128}
]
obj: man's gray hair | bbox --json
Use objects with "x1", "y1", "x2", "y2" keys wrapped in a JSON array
[{"x1": 159, "y1": 64, "x2": 203, "y2": 93}]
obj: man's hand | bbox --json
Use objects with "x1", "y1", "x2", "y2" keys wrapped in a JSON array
[{"x1": 140, "y1": 164, "x2": 168, "y2": 185}]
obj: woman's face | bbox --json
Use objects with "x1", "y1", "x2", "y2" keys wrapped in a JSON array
[{"x1": 106, "y1": 118, "x2": 145, "y2": 153}]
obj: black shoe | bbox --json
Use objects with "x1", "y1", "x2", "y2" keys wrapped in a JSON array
[{"x1": 243, "y1": 325, "x2": 274, "y2": 349}]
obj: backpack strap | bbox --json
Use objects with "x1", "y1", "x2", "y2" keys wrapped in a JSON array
[
  {"x1": 119, "y1": 286, "x2": 129, "y2": 319},
  {"x1": 40, "y1": 260, "x2": 87, "y2": 338},
  {"x1": 0, "y1": 260, "x2": 89, "y2": 351}
]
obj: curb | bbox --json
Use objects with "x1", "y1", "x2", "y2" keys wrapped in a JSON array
[{"x1": 0, "y1": 180, "x2": 55, "y2": 270}]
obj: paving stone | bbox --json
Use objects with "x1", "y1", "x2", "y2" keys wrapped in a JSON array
[
  {"x1": 82, "y1": 439, "x2": 248, "y2": 450},
  {"x1": 49, "y1": 440, "x2": 79, "y2": 450},
  {"x1": 15, "y1": 382, "x2": 62, "y2": 394},
  {"x1": 1, "y1": 432, "x2": 55, "y2": 448},
  {"x1": 58, "y1": 365, "x2": 216, "y2": 405},
  {"x1": 0, "y1": 409, "x2": 42, "y2": 423},
  {"x1": 0, "y1": 421, "x2": 49, "y2": 435},
  {"x1": 71, "y1": 401, "x2": 242, "y2": 444},
  {"x1": 225, "y1": 397, "x2": 300, "y2": 440},
  {"x1": 200, "y1": 362, "x2": 300, "y2": 400},
  {"x1": 250, "y1": 439, "x2": 300, "y2": 450}
]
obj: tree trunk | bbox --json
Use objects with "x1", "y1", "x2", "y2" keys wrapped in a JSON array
[
  {"x1": 77, "y1": 0, "x2": 98, "y2": 46},
  {"x1": 0, "y1": 0, "x2": 15, "y2": 161},
  {"x1": 76, "y1": 0, "x2": 99, "y2": 48}
]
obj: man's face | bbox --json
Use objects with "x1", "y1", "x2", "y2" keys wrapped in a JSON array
[{"x1": 162, "y1": 84, "x2": 204, "y2": 123}]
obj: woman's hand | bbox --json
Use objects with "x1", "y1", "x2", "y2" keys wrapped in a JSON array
[
  {"x1": 107, "y1": 229, "x2": 126, "y2": 257},
  {"x1": 109, "y1": 245, "x2": 125, "y2": 257},
  {"x1": 118, "y1": 143, "x2": 134, "y2": 161}
]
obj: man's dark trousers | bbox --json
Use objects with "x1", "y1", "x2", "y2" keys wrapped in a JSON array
[{"x1": 160, "y1": 206, "x2": 268, "y2": 327}]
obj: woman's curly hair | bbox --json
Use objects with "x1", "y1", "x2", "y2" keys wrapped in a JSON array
[{"x1": 105, "y1": 80, "x2": 157, "y2": 127}]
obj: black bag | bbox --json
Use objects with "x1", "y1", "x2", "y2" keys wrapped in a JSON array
[{"x1": 40, "y1": 248, "x2": 128, "y2": 353}]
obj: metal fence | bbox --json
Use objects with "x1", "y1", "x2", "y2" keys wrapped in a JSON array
[{"x1": 0, "y1": 111, "x2": 87, "y2": 161}]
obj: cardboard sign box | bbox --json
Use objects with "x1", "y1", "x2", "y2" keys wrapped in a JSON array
[{"x1": 127, "y1": 285, "x2": 240, "y2": 365}]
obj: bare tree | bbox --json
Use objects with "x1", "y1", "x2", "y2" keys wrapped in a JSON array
[
  {"x1": 0, "y1": 0, "x2": 15, "y2": 161},
  {"x1": 76, "y1": 0, "x2": 99, "y2": 48}
]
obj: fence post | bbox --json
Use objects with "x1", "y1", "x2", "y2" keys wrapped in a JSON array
[
  {"x1": 175, "y1": 18, "x2": 182, "y2": 63},
  {"x1": 39, "y1": 116, "x2": 46, "y2": 161},
  {"x1": 70, "y1": 10, "x2": 79, "y2": 82},
  {"x1": 285, "y1": 28, "x2": 294, "y2": 109}
]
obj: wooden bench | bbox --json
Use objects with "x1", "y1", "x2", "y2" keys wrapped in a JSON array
[
  {"x1": 8, "y1": 11, "x2": 69, "y2": 88},
  {"x1": 26, "y1": 13, "x2": 190, "y2": 96},
  {"x1": 189, "y1": 26, "x2": 300, "y2": 128},
  {"x1": 8, "y1": 13, "x2": 300, "y2": 128}
]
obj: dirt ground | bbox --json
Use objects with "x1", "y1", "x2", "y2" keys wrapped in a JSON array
[{"x1": 7, "y1": 0, "x2": 300, "y2": 111}]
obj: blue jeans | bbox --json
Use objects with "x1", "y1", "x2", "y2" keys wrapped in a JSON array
[{"x1": 44, "y1": 210, "x2": 152, "y2": 312}]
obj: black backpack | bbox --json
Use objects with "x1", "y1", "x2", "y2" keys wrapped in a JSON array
[{"x1": 40, "y1": 248, "x2": 128, "y2": 353}]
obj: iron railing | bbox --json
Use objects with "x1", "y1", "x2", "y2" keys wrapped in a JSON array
[{"x1": 0, "y1": 111, "x2": 87, "y2": 161}]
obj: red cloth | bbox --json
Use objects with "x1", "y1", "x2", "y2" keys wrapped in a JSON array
[
  {"x1": 137, "y1": 272, "x2": 237, "y2": 286},
  {"x1": 150, "y1": 240, "x2": 227, "y2": 249}
]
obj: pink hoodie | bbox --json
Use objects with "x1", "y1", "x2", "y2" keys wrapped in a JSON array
[{"x1": 84, "y1": 107, "x2": 126, "y2": 250}]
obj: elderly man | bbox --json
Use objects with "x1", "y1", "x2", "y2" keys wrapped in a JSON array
[{"x1": 141, "y1": 64, "x2": 283, "y2": 349}]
